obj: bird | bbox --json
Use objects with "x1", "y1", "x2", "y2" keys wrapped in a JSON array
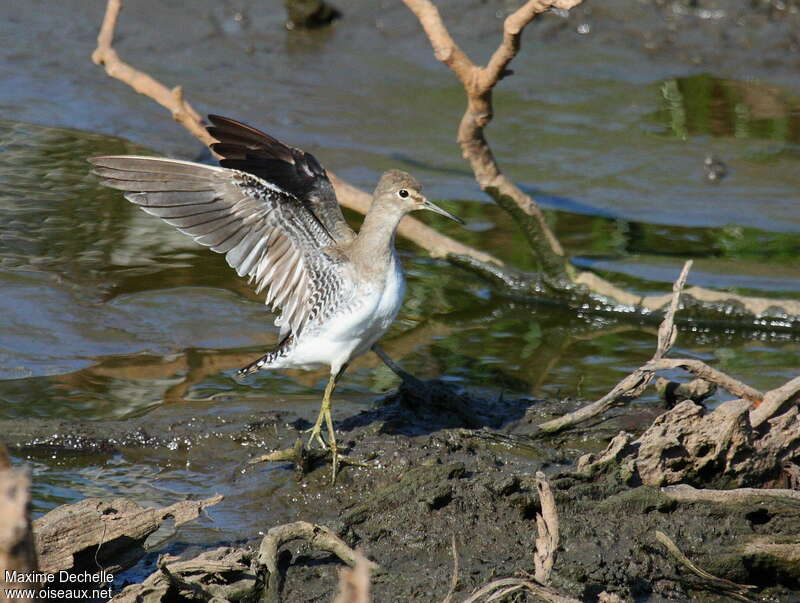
[{"x1": 88, "y1": 114, "x2": 463, "y2": 482}]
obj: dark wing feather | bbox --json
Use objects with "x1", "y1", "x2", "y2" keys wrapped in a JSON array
[
  {"x1": 207, "y1": 114, "x2": 355, "y2": 244},
  {"x1": 89, "y1": 155, "x2": 344, "y2": 338}
]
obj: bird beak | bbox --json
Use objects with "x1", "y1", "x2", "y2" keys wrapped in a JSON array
[{"x1": 421, "y1": 198, "x2": 465, "y2": 225}]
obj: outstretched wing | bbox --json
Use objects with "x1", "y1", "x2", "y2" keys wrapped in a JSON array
[
  {"x1": 207, "y1": 114, "x2": 356, "y2": 244},
  {"x1": 89, "y1": 155, "x2": 343, "y2": 338}
]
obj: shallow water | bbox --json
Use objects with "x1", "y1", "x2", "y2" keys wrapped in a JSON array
[{"x1": 1, "y1": 0, "x2": 799, "y2": 588}]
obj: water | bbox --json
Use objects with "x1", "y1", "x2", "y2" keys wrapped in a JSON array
[{"x1": 1, "y1": 0, "x2": 799, "y2": 584}]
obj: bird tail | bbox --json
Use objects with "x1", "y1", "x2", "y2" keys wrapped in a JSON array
[{"x1": 235, "y1": 334, "x2": 294, "y2": 380}]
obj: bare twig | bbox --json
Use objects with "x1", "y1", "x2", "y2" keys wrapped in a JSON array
[
  {"x1": 257, "y1": 521, "x2": 379, "y2": 575},
  {"x1": 403, "y1": 0, "x2": 575, "y2": 285},
  {"x1": 441, "y1": 534, "x2": 460, "y2": 603},
  {"x1": 91, "y1": 0, "x2": 800, "y2": 327},
  {"x1": 462, "y1": 577, "x2": 578, "y2": 603},
  {"x1": 645, "y1": 359, "x2": 762, "y2": 404},
  {"x1": 538, "y1": 261, "x2": 692, "y2": 433},
  {"x1": 661, "y1": 483, "x2": 800, "y2": 504},
  {"x1": 750, "y1": 375, "x2": 800, "y2": 428},
  {"x1": 654, "y1": 530, "x2": 756, "y2": 602},
  {"x1": 91, "y1": 0, "x2": 503, "y2": 269},
  {"x1": 533, "y1": 471, "x2": 558, "y2": 585},
  {"x1": 91, "y1": 0, "x2": 213, "y2": 146}
]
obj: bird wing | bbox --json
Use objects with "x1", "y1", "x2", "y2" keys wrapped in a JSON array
[
  {"x1": 206, "y1": 114, "x2": 356, "y2": 244},
  {"x1": 89, "y1": 155, "x2": 345, "y2": 338}
]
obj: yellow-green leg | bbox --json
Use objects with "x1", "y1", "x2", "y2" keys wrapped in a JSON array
[{"x1": 305, "y1": 364, "x2": 347, "y2": 482}]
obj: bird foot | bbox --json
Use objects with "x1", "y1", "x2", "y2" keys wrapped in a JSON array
[{"x1": 304, "y1": 423, "x2": 329, "y2": 450}]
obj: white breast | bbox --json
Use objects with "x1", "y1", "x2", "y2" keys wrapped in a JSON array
[{"x1": 279, "y1": 253, "x2": 406, "y2": 371}]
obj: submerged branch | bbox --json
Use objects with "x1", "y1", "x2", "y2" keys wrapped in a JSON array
[{"x1": 90, "y1": 0, "x2": 800, "y2": 329}]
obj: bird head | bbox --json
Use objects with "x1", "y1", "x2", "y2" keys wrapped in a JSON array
[{"x1": 374, "y1": 169, "x2": 463, "y2": 224}]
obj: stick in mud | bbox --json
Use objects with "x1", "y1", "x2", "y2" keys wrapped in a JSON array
[{"x1": 654, "y1": 530, "x2": 756, "y2": 602}]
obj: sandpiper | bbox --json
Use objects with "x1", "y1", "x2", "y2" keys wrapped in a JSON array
[{"x1": 89, "y1": 115, "x2": 462, "y2": 481}]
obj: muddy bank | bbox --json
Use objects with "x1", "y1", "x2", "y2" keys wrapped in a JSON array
[{"x1": 6, "y1": 381, "x2": 800, "y2": 601}]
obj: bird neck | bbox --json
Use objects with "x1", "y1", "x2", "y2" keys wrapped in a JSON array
[{"x1": 349, "y1": 199, "x2": 406, "y2": 272}]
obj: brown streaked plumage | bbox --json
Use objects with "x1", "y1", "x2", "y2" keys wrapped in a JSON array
[{"x1": 88, "y1": 115, "x2": 463, "y2": 482}]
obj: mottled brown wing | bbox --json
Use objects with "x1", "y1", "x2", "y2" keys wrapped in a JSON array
[
  {"x1": 88, "y1": 155, "x2": 343, "y2": 338},
  {"x1": 207, "y1": 114, "x2": 356, "y2": 244}
]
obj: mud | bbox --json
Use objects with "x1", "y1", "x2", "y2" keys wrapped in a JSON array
[{"x1": 9, "y1": 380, "x2": 800, "y2": 601}]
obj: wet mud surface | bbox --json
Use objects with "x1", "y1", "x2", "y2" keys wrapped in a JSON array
[{"x1": 8, "y1": 380, "x2": 800, "y2": 601}]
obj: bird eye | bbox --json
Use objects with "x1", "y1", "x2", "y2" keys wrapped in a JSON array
[{"x1": 398, "y1": 189, "x2": 409, "y2": 198}]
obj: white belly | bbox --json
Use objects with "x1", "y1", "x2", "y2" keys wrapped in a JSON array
[{"x1": 281, "y1": 254, "x2": 406, "y2": 371}]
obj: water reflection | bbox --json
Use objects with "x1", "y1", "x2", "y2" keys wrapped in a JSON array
[
  {"x1": 1, "y1": 118, "x2": 800, "y2": 427},
  {"x1": 657, "y1": 74, "x2": 800, "y2": 143}
]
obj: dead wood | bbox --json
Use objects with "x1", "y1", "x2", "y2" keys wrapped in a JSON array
[
  {"x1": 655, "y1": 376, "x2": 716, "y2": 408},
  {"x1": 654, "y1": 530, "x2": 756, "y2": 602},
  {"x1": 111, "y1": 547, "x2": 255, "y2": 602},
  {"x1": 533, "y1": 471, "x2": 558, "y2": 585},
  {"x1": 90, "y1": 0, "x2": 800, "y2": 327},
  {"x1": 635, "y1": 400, "x2": 800, "y2": 488},
  {"x1": 257, "y1": 521, "x2": 378, "y2": 575},
  {"x1": 90, "y1": 0, "x2": 501, "y2": 270},
  {"x1": 257, "y1": 521, "x2": 378, "y2": 603},
  {"x1": 441, "y1": 534, "x2": 459, "y2": 603},
  {"x1": 661, "y1": 483, "x2": 800, "y2": 504},
  {"x1": 33, "y1": 494, "x2": 223, "y2": 574},
  {"x1": 646, "y1": 358, "x2": 762, "y2": 404},
  {"x1": 574, "y1": 431, "x2": 635, "y2": 478},
  {"x1": 462, "y1": 577, "x2": 579, "y2": 603},
  {"x1": 750, "y1": 374, "x2": 800, "y2": 428},
  {"x1": 538, "y1": 261, "x2": 692, "y2": 434},
  {"x1": 0, "y1": 450, "x2": 39, "y2": 603}
]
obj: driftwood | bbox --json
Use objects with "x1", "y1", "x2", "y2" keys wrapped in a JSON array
[
  {"x1": 654, "y1": 530, "x2": 756, "y2": 602},
  {"x1": 89, "y1": 0, "x2": 800, "y2": 329},
  {"x1": 0, "y1": 446, "x2": 39, "y2": 603},
  {"x1": 462, "y1": 577, "x2": 578, "y2": 603},
  {"x1": 463, "y1": 471, "x2": 573, "y2": 603},
  {"x1": 538, "y1": 261, "x2": 692, "y2": 434},
  {"x1": 111, "y1": 547, "x2": 256, "y2": 602},
  {"x1": 533, "y1": 471, "x2": 558, "y2": 585},
  {"x1": 655, "y1": 377, "x2": 716, "y2": 408},
  {"x1": 34, "y1": 494, "x2": 223, "y2": 574},
  {"x1": 112, "y1": 521, "x2": 372, "y2": 603},
  {"x1": 635, "y1": 400, "x2": 800, "y2": 488},
  {"x1": 661, "y1": 483, "x2": 800, "y2": 504},
  {"x1": 441, "y1": 534, "x2": 460, "y2": 603}
]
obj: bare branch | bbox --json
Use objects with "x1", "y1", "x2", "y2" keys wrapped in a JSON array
[
  {"x1": 645, "y1": 358, "x2": 763, "y2": 403},
  {"x1": 0, "y1": 456, "x2": 38, "y2": 602},
  {"x1": 91, "y1": 0, "x2": 800, "y2": 327},
  {"x1": 661, "y1": 484, "x2": 800, "y2": 504},
  {"x1": 655, "y1": 530, "x2": 756, "y2": 602},
  {"x1": 750, "y1": 375, "x2": 800, "y2": 428},
  {"x1": 441, "y1": 534, "x2": 460, "y2": 603},
  {"x1": 257, "y1": 521, "x2": 379, "y2": 575},
  {"x1": 401, "y1": 0, "x2": 476, "y2": 83},
  {"x1": 91, "y1": 0, "x2": 504, "y2": 271},
  {"x1": 463, "y1": 577, "x2": 578, "y2": 603},
  {"x1": 92, "y1": 0, "x2": 212, "y2": 146},
  {"x1": 533, "y1": 471, "x2": 559, "y2": 585},
  {"x1": 538, "y1": 261, "x2": 692, "y2": 433},
  {"x1": 403, "y1": 0, "x2": 573, "y2": 284}
]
